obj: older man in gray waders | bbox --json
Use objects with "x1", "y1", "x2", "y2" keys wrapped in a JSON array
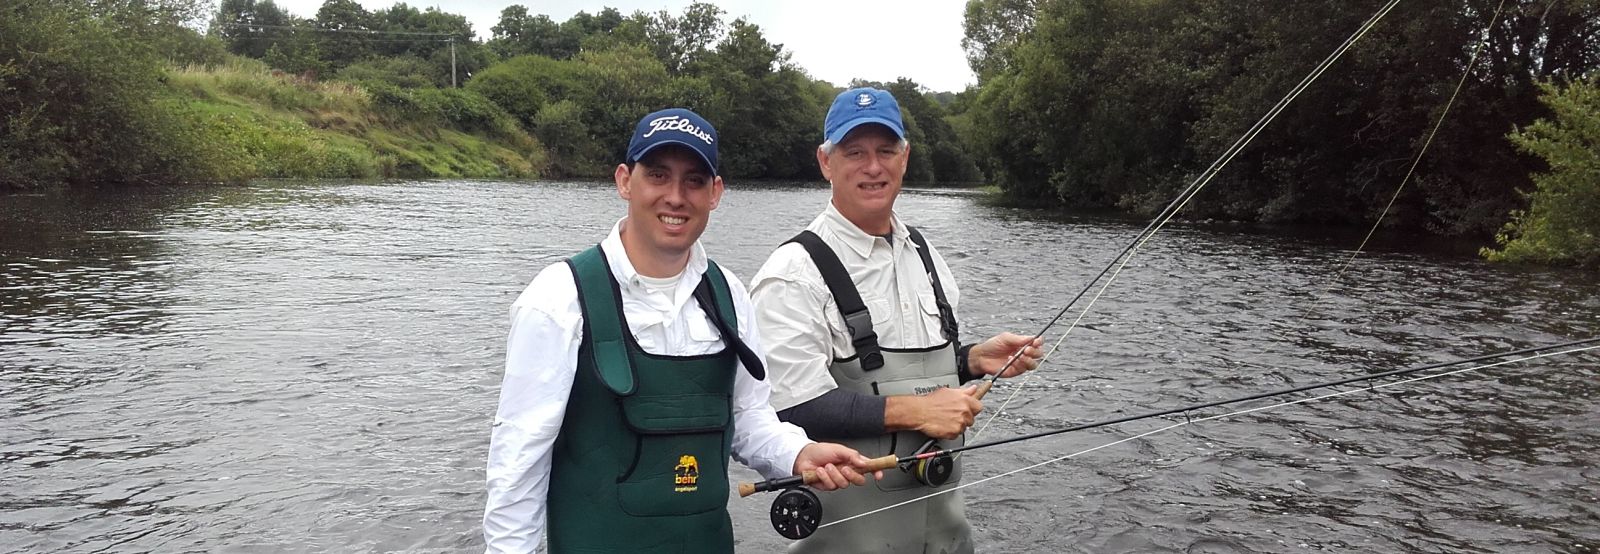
[
  {"x1": 750, "y1": 88, "x2": 1044, "y2": 552},
  {"x1": 483, "y1": 108, "x2": 877, "y2": 554}
]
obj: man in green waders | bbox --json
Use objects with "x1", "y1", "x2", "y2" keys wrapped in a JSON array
[
  {"x1": 483, "y1": 108, "x2": 879, "y2": 553},
  {"x1": 750, "y1": 88, "x2": 1045, "y2": 553}
]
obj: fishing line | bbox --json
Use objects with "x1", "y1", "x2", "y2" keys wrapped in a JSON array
[
  {"x1": 820, "y1": 341, "x2": 1600, "y2": 530},
  {"x1": 1333, "y1": 0, "x2": 1509, "y2": 277},
  {"x1": 968, "y1": 0, "x2": 1404, "y2": 445}
]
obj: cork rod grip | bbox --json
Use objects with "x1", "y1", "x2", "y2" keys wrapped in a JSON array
[
  {"x1": 737, "y1": 454, "x2": 899, "y2": 497},
  {"x1": 974, "y1": 379, "x2": 994, "y2": 399}
]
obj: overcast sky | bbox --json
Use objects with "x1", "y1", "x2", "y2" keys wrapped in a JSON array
[{"x1": 268, "y1": 0, "x2": 978, "y2": 92}]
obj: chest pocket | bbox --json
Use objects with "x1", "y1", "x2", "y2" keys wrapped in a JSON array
[
  {"x1": 865, "y1": 295, "x2": 894, "y2": 334},
  {"x1": 615, "y1": 389, "x2": 732, "y2": 517},
  {"x1": 685, "y1": 312, "x2": 723, "y2": 344}
]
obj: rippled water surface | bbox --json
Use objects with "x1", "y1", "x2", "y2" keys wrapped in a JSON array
[{"x1": 2, "y1": 181, "x2": 1597, "y2": 553}]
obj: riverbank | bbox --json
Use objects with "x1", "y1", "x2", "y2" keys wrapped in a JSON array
[{"x1": 159, "y1": 58, "x2": 544, "y2": 182}]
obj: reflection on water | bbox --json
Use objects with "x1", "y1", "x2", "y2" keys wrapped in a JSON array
[{"x1": 2, "y1": 181, "x2": 1597, "y2": 552}]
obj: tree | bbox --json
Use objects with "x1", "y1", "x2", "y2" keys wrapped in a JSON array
[
  {"x1": 627, "y1": 3, "x2": 727, "y2": 75},
  {"x1": 489, "y1": 6, "x2": 578, "y2": 59},
  {"x1": 684, "y1": 18, "x2": 827, "y2": 179},
  {"x1": 314, "y1": 0, "x2": 375, "y2": 70},
  {"x1": 962, "y1": 0, "x2": 1037, "y2": 80},
  {"x1": 1484, "y1": 77, "x2": 1600, "y2": 266},
  {"x1": 210, "y1": 0, "x2": 296, "y2": 58}
]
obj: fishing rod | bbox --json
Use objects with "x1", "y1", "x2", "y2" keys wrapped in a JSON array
[
  {"x1": 968, "y1": 0, "x2": 1405, "y2": 406},
  {"x1": 751, "y1": 0, "x2": 1522, "y2": 542},
  {"x1": 742, "y1": 336, "x2": 1600, "y2": 539},
  {"x1": 820, "y1": 339, "x2": 1600, "y2": 533},
  {"x1": 969, "y1": 0, "x2": 1510, "y2": 446}
]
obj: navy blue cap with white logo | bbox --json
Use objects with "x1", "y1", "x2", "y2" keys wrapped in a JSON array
[
  {"x1": 626, "y1": 108, "x2": 719, "y2": 176},
  {"x1": 823, "y1": 87, "x2": 906, "y2": 145}
]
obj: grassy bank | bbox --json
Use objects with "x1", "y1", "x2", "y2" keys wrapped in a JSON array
[{"x1": 163, "y1": 58, "x2": 546, "y2": 181}]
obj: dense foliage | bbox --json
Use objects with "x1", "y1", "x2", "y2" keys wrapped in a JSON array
[
  {"x1": 962, "y1": 0, "x2": 1599, "y2": 241},
  {"x1": 1, "y1": 0, "x2": 238, "y2": 188},
  {"x1": 1484, "y1": 77, "x2": 1600, "y2": 266}
]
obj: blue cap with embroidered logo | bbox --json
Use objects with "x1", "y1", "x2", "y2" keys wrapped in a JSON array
[
  {"x1": 823, "y1": 87, "x2": 906, "y2": 145},
  {"x1": 626, "y1": 108, "x2": 719, "y2": 176}
]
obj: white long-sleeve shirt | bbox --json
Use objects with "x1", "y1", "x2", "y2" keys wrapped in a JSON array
[
  {"x1": 749, "y1": 202, "x2": 961, "y2": 412},
  {"x1": 482, "y1": 220, "x2": 812, "y2": 553}
]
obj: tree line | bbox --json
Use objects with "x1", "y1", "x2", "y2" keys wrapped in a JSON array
[
  {"x1": 205, "y1": 0, "x2": 983, "y2": 182},
  {"x1": 960, "y1": 0, "x2": 1598, "y2": 264}
]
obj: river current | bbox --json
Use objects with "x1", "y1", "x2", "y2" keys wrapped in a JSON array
[{"x1": 2, "y1": 181, "x2": 1597, "y2": 552}]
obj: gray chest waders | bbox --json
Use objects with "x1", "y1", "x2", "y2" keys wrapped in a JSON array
[{"x1": 785, "y1": 229, "x2": 975, "y2": 554}]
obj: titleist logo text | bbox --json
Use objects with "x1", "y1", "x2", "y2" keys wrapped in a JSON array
[{"x1": 643, "y1": 116, "x2": 714, "y2": 144}]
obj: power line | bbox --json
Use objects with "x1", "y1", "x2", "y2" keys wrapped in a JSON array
[
  {"x1": 222, "y1": 36, "x2": 451, "y2": 43},
  {"x1": 214, "y1": 22, "x2": 463, "y2": 86},
  {"x1": 214, "y1": 22, "x2": 459, "y2": 38}
]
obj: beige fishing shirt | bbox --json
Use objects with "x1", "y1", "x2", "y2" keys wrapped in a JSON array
[{"x1": 750, "y1": 202, "x2": 961, "y2": 412}]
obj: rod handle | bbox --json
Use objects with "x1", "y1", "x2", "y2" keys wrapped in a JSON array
[
  {"x1": 737, "y1": 454, "x2": 899, "y2": 497},
  {"x1": 974, "y1": 379, "x2": 994, "y2": 400}
]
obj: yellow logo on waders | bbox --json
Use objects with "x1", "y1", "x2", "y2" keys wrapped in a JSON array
[{"x1": 673, "y1": 455, "x2": 699, "y2": 492}]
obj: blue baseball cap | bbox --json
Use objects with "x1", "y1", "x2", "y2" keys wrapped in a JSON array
[
  {"x1": 823, "y1": 88, "x2": 906, "y2": 145},
  {"x1": 626, "y1": 108, "x2": 719, "y2": 176}
]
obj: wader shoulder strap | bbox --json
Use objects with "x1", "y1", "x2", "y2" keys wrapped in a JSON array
[
  {"x1": 566, "y1": 246, "x2": 637, "y2": 397},
  {"x1": 786, "y1": 231, "x2": 884, "y2": 371},
  {"x1": 691, "y1": 260, "x2": 766, "y2": 380},
  {"x1": 906, "y1": 226, "x2": 960, "y2": 344}
]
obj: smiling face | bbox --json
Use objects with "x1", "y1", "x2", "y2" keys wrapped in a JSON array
[
  {"x1": 615, "y1": 145, "x2": 723, "y2": 277},
  {"x1": 818, "y1": 124, "x2": 908, "y2": 236}
]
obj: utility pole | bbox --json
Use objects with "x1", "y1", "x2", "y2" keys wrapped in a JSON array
[{"x1": 450, "y1": 38, "x2": 457, "y2": 88}]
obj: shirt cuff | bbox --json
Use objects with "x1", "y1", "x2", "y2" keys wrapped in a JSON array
[{"x1": 956, "y1": 343, "x2": 977, "y2": 384}]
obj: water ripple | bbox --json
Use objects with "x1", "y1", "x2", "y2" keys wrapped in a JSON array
[{"x1": 2, "y1": 181, "x2": 1597, "y2": 552}]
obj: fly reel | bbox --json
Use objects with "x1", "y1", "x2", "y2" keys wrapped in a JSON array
[
  {"x1": 905, "y1": 439, "x2": 955, "y2": 487},
  {"x1": 769, "y1": 487, "x2": 822, "y2": 540}
]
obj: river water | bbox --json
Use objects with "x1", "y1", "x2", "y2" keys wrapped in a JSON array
[{"x1": 2, "y1": 180, "x2": 1597, "y2": 553}]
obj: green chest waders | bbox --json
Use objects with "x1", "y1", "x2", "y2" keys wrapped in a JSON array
[
  {"x1": 547, "y1": 246, "x2": 764, "y2": 553},
  {"x1": 786, "y1": 229, "x2": 975, "y2": 554}
]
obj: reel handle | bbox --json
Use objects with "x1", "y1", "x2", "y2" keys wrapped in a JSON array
[{"x1": 738, "y1": 454, "x2": 899, "y2": 497}]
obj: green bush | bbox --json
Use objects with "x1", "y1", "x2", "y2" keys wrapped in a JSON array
[
  {"x1": 365, "y1": 83, "x2": 535, "y2": 148},
  {"x1": 338, "y1": 56, "x2": 435, "y2": 88},
  {"x1": 1, "y1": 1, "x2": 170, "y2": 187},
  {"x1": 464, "y1": 54, "x2": 570, "y2": 126},
  {"x1": 1483, "y1": 78, "x2": 1600, "y2": 267},
  {"x1": 533, "y1": 99, "x2": 597, "y2": 176}
]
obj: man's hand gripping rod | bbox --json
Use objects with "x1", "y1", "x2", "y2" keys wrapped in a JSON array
[
  {"x1": 737, "y1": 454, "x2": 899, "y2": 497},
  {"x1": 737, "y1": 383, "x2": 994, "y2": 497}
]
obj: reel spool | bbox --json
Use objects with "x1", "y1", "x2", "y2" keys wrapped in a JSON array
[
  {"x1": 905, "y1": 439, "x2": 954, "y2": 487},
  {"x1": 769, "y1": 487, "x2": 822, "y2": 540}
]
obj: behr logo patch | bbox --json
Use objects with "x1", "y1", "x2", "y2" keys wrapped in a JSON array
[{"x1": 673, "y1": 454, "x2": 699, "y2": 492}]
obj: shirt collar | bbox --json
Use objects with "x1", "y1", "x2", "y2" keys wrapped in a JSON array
[
  {"x1": 820, "y1": 201, "x2": 910, "y2": 259},
  {"x1": 600, "y1": 217, "x2": 707, "y2": 301}
]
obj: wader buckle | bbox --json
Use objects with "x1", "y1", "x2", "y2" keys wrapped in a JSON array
[{"x1": 844, "y1": 308, "x2": 884, "y2": 371}]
